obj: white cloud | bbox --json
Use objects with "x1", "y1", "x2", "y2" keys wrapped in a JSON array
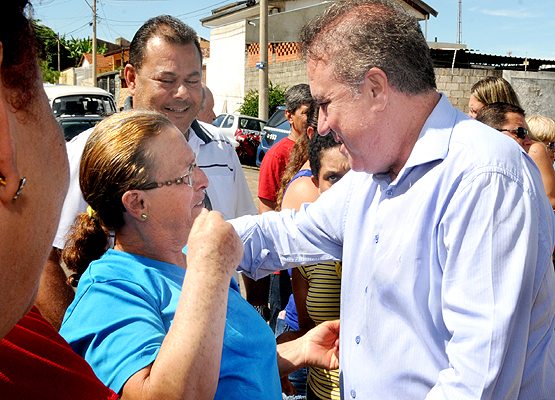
[{"x1": 480, "y1": 8, "x2": 538, "y2": 18}]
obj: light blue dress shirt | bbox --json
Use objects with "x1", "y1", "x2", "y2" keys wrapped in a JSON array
[{"x1": 231, "y1": 95, "x2": 555, "y2": 399}]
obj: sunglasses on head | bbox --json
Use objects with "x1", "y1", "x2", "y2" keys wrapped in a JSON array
[{"x1": 496, "y1": 127, "x2": 528, "y2": 140}]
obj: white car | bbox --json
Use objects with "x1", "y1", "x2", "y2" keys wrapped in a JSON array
[
  {"x1": 43, "y1": 84, "x2": 117, "y2": 141},
  {"x1": 212, "y1": 113, "x2": 266, "y2": 148}
]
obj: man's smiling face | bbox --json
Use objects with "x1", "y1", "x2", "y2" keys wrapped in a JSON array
[{"x1": 127, "y1": 37, "x2": 203, "y2": 134}]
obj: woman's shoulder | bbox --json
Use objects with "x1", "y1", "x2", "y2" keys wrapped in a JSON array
[{"x1": 282, "y1": 174, "x2": 319, "y2": 211}]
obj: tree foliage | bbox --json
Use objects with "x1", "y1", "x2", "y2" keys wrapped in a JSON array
[
  {"x1": 238, "y1": 81, "x2": 287, "y2": 119},
  {"x1": 33, "y1": 20, "x2": 108, "y2": 78}
]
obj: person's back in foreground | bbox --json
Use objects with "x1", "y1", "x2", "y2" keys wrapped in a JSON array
[{"x1": 0, "y1": 1, "x2": 117, "y2": 399}]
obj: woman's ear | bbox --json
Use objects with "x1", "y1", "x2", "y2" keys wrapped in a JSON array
[
  {"x1": 307, "y1": 126, "x2": 315, "y2": 140},
  {"x1": 0, "y1": 50, "x2": 22, "y2": 204},
  {"x1": 121, "y1": 190, "x2": 148, "y2": 221}
]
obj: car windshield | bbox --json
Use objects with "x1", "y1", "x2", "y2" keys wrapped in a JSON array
[
  {"x1": 239, "y1": 118, "x2": 265, "y2": 131},
  {"x1": 59, "y1": 119, "x2": 101, "y2": 141},
  {"x1": 52, "y1": 95, "x2": 116, "y2": 117}
]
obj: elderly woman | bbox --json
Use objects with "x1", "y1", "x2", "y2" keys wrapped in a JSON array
[{"x1": 59, "y1": 110, "x2": 339, "y2": 400}]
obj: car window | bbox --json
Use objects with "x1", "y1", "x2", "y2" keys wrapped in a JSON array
[
  {"x1": 52, "y1": 95, "x2": 116, "y2": 117},
  {"x1": 222, "y1": 115, "x2": 234, "y2": 129},
  {"x1": 213, "y1": 114, "x2": 226, "y2": 127}
]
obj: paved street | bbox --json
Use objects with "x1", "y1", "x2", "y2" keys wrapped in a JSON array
[{"x1": 242, "y1": 165, "x2": 260, "y2": 209}]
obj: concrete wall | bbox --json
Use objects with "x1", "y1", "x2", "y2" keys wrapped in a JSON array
[
  {"x1": 205, "y1": 21, "x2": 248, "y2": 115},
  {"x1": 245, "y1": 58, "x2": 308, "y2": 95},
  {"x1": 505, "y1": 70, "x2": 555, "y2": 120}
]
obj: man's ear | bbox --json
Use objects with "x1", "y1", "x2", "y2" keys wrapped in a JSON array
[
  {"x1": 121, "y1": 189, "x2": 148, "y2": 221},
  {"x1": 0, "y1": 43, "x2": 22, "y2": 204},
  {"x1": 362, "y1": 67, "x2": 389, "y2": 112},
  {"x1": 285, "y1": 109, "x2": 295, "y2": 124},
  {"x1": 124, "y1": 64, "x2": 138, "y2": 96}
]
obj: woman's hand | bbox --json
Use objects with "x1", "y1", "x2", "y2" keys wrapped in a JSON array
[{"x1": 187, "y1": 209, "x2": 244, "y2": 277}]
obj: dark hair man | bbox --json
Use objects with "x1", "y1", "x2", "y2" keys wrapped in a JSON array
[
  {"x1": 258, "y1": 83, "x2": 314, "y2": 213},
  {"x1": 476, "y1": 102, "x2": 533, "y2": 151},
  {"x1": 46, "y1": 15, "x2": 257, "y2": 328},
  {"x1": 231, "y1": 1, "x2": 555, "y2": 399}
]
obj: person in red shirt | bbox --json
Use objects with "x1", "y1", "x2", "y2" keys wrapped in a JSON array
[
  {"x1": 245, "y1": 85, "x2": 316, "y2": 331},
  {"x1": 258, "y1": 84, "x2": 315, "y2": 213},
  {"x1": 0, "y1": 2, "x2": 117, "y2": 399}
]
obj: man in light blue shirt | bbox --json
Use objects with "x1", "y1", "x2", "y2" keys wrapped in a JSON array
[{"x1": 230, "y1": 0, "x2": 555, "y2": 399}]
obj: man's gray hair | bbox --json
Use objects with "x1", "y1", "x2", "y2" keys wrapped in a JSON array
[
  {"x1": 300, "y1": 0, "x2": 436, "y2": 95},
  {"x1": 285, "y1": 83, "x2": 314, "y2": 113}
]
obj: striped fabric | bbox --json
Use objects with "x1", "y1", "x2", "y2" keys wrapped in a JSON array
[{"x1": 298, "y1": 262, "x2": 341, "y2": 400}]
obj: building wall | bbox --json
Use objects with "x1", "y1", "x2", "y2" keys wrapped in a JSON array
[
  {"x1": 506, "y1": 70, "x2": 555, "y2": 120},
  {"x1": 434, "y1": 68, "x2": 555, "y2": 119},
  {"x1": 434, "y1": 68, "x2": 501, "y2": 113},
  {"x1": 239, "y1": 55, "x2": 555, "y2": 120},
  {"x1": 205, "y1": 21, "x2": 248, "y2": 115}
]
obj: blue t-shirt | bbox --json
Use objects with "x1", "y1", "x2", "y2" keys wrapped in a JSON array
[{"x1": 60, "y1": 249, "x2": 281, "y2": 398}]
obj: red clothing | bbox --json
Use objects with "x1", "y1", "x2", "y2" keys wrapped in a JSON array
[
  {"x1": 0, "y1": 306, "x2": 118, "y2": 400},
  {"x1": 258, "y1": 136, "x2": 295, "y2": 202}
]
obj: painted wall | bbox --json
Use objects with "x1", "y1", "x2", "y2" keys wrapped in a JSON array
[{"x1": 205, "y1": 20, "x2": 248, "y2": 115}]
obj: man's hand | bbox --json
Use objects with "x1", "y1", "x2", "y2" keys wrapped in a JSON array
[
  {"x1": 277, "y1": 319, "x2": 340, "y2": 377},
  {"x1": 303, "y1": 320, "x2": 340, "y2": 371}
]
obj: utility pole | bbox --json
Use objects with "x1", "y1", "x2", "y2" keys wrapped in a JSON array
[
  {"x1": 258, "y1": 0, "x2": 268, "y2": 120},
  {"x1": 457, "y1": 0, "x2": 462, "y2": 44},
  {"x1": 92, "y1": 0, "x2": 97, "y2": 87},
  {"x1": 57, "y1": 33, "x2": 61, "y2": 72}
]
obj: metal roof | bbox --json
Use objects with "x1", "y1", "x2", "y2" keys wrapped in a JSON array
[{"x1": 430, "y1": 48, "x2": 555, "y2": 72}]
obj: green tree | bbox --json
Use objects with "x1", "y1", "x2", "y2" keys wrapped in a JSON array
[
  {"x1": 65, "y1": 37, "x2": 107, "y2": 66},
  {"x1": 39, "y1": 59, "x2": 61, "y2": 84},
  {"x1": 238, "y1": 81, "x2": 287, "y2": 119}
]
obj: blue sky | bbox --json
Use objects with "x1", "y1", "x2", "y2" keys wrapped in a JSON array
[{"x1": 33, "y1": 0, "x2": 555, "y2": 60}]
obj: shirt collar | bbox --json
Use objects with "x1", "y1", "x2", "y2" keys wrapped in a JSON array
[
  {"x1": 372, "y1": 94, "x2": 457, "y2": 187},
  {"x1": 403, "y1": 93, "x2": 456, "y2": 170}
]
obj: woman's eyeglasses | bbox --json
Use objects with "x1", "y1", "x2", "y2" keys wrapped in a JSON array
[{"x1": 143, "y1": 157, "x2": 197, "y2": 190}]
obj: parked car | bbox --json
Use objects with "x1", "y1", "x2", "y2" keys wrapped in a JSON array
[
  {"x1": 256, "y1": 106, "x2": 290, "y2": 167},
  {"x1": 212, "y1": 113, "x2": 266, "y2": 149},
  {"x1": 43, "y1": 83, "x2": 117, "y2": 141}
]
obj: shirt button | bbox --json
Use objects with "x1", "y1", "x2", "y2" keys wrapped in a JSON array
[
  {"x1": 386, "y1": 189, "x2": 393, "y2": 197},
  {"x1": 350, "y1": 389, "x2": 357, "y2": 398},
  {"x1": 374, "y1": 234, "x2": 379, "y2": 244},
  {"x1": 365, "y1": 286, "x2": 368, "y2": 293},
  {"x1": 355, "y1": 335, "x2": 361, "y2": 344}
]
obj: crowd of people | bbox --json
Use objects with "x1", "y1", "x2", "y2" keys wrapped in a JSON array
[{"x1": 2, "y1": 0, "x2": 555, "y2": 400}]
